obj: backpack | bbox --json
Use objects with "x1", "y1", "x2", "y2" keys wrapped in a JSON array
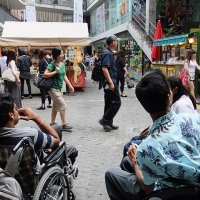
[
  {"x1": 0, "y1": 168, "x2": 23, "y2": 200},
  {"x1": 94, "y1": 50, "x2": 112, "y2": 90}
]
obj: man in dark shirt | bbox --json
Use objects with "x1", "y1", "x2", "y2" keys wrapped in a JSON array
[{"x1": 99, "y1": 35, "x2": 121, "y2": 131}]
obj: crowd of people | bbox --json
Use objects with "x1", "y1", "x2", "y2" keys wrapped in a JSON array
[
  {"x1": 0, "y1": 34, "x2": 200, "y2": 199},
  {"x1": 0, "y1": 47, "x2": 74, "y2": 132}
]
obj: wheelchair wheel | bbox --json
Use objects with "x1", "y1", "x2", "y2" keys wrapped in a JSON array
[{"x1": 33, "y1": 166, "x2": 70, "y2": 200}]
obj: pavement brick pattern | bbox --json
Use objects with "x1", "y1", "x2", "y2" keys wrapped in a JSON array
[{"x1": 17, "y1": 71, "x2": 200, "y2": 200}]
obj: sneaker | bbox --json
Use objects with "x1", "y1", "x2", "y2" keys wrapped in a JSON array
[{"x1": 62, "y1": 124, "x2": 73, "y2": 132}]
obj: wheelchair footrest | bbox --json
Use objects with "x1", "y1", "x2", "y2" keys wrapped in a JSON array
[{"x1": 73, "y1": 166, "x2": 78, "y2": 179}]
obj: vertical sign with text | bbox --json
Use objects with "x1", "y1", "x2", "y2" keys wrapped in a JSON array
[
  {"x1": 25, "y1": 0, "x2": 36, "y2": 22},
  {"x1": 74, "y1": 0, "x2": 83, "y2": 23}
]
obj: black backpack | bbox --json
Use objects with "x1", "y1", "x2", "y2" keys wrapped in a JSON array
[{"x1": 93, "y1": 50, "x2": 112, "y2": 90}]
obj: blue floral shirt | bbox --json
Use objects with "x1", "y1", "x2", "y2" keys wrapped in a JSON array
[{"x1": 137, "y1": 111, "x2": 200, "y2": 190}]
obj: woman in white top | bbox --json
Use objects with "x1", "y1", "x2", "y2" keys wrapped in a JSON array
[
  {"x1": 167, "y1": 76, "x2": 197, "y2": 114},
  {"x1": 184, "y1": 49, "x2": 200, "y2": 103},
  {"x1": 6, "y1": 49, "x2": 22, "y2": 109}
]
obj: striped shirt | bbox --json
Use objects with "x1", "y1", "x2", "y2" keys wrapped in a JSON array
[{"x1": 0, "y1": 127, "x2": 54, "y2": 155}]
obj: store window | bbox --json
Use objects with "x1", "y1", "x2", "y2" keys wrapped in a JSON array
[{"x1": 63, "y1": 14, "x2": 73, "y2": 22}]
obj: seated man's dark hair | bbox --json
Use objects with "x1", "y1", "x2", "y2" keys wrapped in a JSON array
[
  {"x1": 0, "y1": 93, "x2": 15, "y2": 128},
  {"x1": 167, "y1": 76, "x2": 196, "y2": 109},
  {"x1": 135, "y1": 69, "x2": 170, "y2": 113}
]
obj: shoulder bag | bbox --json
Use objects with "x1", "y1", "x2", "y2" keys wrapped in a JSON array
[
  {"x1": 2, "y1": 67, "x2": 15, "y2": 82},
  {"x1": 2, "y1": 62, "x2": 19, "y2": 82},
  {"x1": 179, "y1": 69, "x2": 188, "y2": 86},
  {"x1": 179, "y1": 61, "x2": 188, "y2": 86},
  {"x1": 38, "y1": 62, "x2": 55, "y2": 90}
]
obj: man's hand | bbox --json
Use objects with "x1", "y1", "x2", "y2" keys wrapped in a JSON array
[
  {"x1": 109, "y1": 82, "x2": 115, "y2": 91},
  {"x1": 18, "y1": 107, "x2": 39, "y2": 121},
  {"x1": 127, "y1": 143, "x2": 137, "y2": 165}
]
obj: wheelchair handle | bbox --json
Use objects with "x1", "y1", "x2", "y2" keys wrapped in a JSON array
[{"x1": 12, "y1": 137, "x2": 34, "y2": 155}]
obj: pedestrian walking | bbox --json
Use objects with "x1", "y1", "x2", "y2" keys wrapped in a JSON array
[
  {"x1": 184, "y1": 49, "x2": 200, "y2": 104},
  {"x1": 37, "y1": 49, "x2": 52, "y2": 110},
  {"x1": 17, "y1": 48, "x2": 32, "y2": 99},
  {"x1": 85, "y1": 53, "x2": 91, "y2": 70},
  {"x1": 116, "y1": 51, "x2": 128, "y2": 97},
  {"x1": 44, "y1": 47, "x2": 74, "y2": 132},
  {"x1": 99, "y1": 35, "x2": 121, "y2": 131},
  {"x1": 0, "y1": 48, "x2": 8, "y2": 92},
  {"x1": 7, "y1": 49, "x2": 22, "y2": 109}
]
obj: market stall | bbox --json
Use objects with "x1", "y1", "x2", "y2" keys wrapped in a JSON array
[
  {"x1": 152, "y1": 31, "x2": 200, "y2": 94},
  {"x1": 0, "y1": 21, "x2": 91, "y2": 94}
]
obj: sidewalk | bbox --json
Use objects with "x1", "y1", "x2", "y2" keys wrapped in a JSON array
[{"x1": 17, "y1": 71, "x2": 200, "y2": 200}]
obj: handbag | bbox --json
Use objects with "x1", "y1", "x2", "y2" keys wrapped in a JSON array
[
  {"x1": 37, "y1": 75, "x2": 54, "y2": 90},
  {"x1": 2, "y1": 68, "x2": 16, "y2": 82},
  {"x1": 179, "y1": 69, "x2": 188, "y2": 86},
  {"x1": 37, "y1": 61, "x2": 55, "y2": 90}
]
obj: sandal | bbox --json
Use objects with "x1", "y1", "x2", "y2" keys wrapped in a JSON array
[
  {"x1": 47, "y1": 105, "x2": 52, "y2": 108},
  {"x1": 121, "y1": 95, "x2": 127, "y2": 97}
]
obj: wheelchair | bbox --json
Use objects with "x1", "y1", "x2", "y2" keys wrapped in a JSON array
[
  {"x1": 0, "y1": 137, "x2": 78, "y2": 200},
  {"x1": 142, "y1": 177, "x2": 200, "y2": 200}
]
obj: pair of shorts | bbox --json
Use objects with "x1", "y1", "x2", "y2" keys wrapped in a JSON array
[{"x1": 48, "y1": 88, "x2": 66, "y2": 111}]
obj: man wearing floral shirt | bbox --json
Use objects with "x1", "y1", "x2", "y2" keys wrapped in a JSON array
[{"x1": 105, "y1": 69, "x2": 200, "y2": 200}]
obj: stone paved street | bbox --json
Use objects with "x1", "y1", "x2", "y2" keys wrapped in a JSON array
[{"x1": 17, "y1": 71, "x2": 200, "y2": 200}]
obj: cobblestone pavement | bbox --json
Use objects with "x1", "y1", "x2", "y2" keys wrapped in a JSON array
[{"x1": 17, "y1": 71, "x2": 200, "y2": 200}]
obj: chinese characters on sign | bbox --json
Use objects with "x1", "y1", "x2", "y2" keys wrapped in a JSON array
[{"x1": 74, "y1": 0, "x2": 83, "y2": 23}]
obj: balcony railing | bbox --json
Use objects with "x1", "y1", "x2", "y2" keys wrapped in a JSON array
[
  {"x1": 132, "y1": 9, "x2": 156, "y2": 41},
  {"x1": 0, "y1": 6, "x2": 20, "y2": 24},
  {"x1": 35, "y1": 0, "x2": 73, "y2": 8}
]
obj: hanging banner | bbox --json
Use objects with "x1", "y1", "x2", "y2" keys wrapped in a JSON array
[
  {"x1": 74, "y1": 0, "x2": 83, "y2": 23},
  {"x1": 96, "y1": 3, "x2": 105, "y2": 34},
  {"x1": 26, "y1": 6, "x2": 36, "y2": 22},
  {"x1": 25, "y1": 0, "x2": 36, "y2": 22}
]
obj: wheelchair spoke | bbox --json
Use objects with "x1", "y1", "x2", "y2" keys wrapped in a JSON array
[{"x1": 33, "y1": 167, "x2": 70, "y2": 200}]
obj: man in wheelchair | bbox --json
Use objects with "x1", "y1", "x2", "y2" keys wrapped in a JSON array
[
  {"x1": 105, "y1": 70, "x2": 200, "y2": 200},
  {"x1": 0, "y1": 93, "x2": 78, "y2": 199},
  {"x1": 0, "y1": 92, "x2": 78, "y2": 164}
]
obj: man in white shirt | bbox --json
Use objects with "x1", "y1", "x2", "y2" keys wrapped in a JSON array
[{"x1": 0, "y1": 49, "x2": 8, "y2": 92}]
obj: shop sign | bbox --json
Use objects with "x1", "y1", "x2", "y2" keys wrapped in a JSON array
[{"x1": 74, "y1": 0, "x2": 83, "y2": 23}]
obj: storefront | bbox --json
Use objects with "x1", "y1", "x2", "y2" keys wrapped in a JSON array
[
  {"x1": 152, "y1": 30, "x2": 200, "y2": 94},
  {"x1": 0, "y1": 21, "x2": 91, "y2": 94}
]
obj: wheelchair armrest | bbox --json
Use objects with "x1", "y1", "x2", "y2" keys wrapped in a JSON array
[{"x1": 43, "y1": 141, "x2": 67, "y2": 164}]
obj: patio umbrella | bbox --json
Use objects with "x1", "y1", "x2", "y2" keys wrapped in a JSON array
[{"x1": 151, "y1": 20, "x2": 164, "y2": 62}]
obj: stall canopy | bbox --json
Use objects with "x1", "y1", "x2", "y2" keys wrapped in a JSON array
[
  {"x1": 0, "y1": 21, "x2": 91, "y2": 47},
  {"x1": 153, "y1": 33, "x2": 194, "y2": 46}
]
